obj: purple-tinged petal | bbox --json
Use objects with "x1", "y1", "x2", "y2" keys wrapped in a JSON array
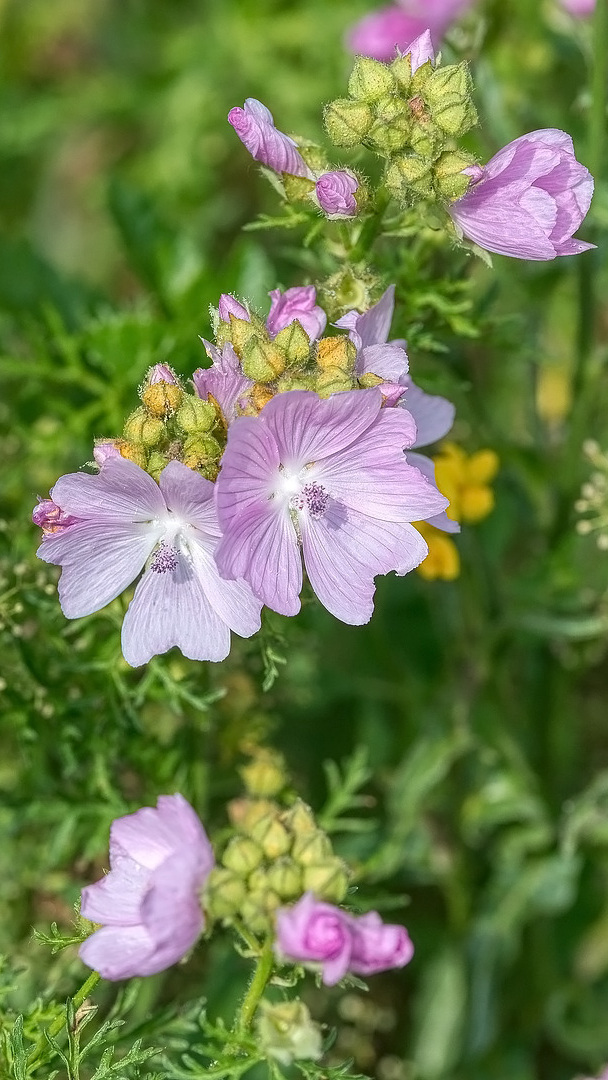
[
  {"x1": 266, "y1": 287, "x2": 327, "y2": 341},
  {"x1": 32, "y1": 498, "x2": 80, "y2": 532},
  {"x1": 406, "y1": 451, "x2": 460, "y2": 533},
  {"x1": 158, "y1": 461, "x2": 217, "y2": 532},
  {"x1": 49, "y1": 457, "x2": 166, "y2": 523},
  {"x1": 38, "y1": 521, "x2": 160, "y2": 619},
  {"x1": 110, "y1": 804, "x2": 187, "y2": 869},
  {"x1": 139, "y1": 850, "x2": 204, "y2": 967},
  {"x1": 93, "y1": 441, "x2": 122, "y2": 467},
  {"x1": 259, "y1": 389, "x2": 382, "y2": 471},
  {"x1": 555, "y1": 237, "x2": 596, "y2": 256},
  {"x1": 228, "y1": 98, "x2": 312, "y2": 179},
  {"x1": 148, "y1": 363, "x2": 178, "y2": 385},
  {"x1": 154, "y1": 794, "x2": 215, "y2": 873},
  {"x1": 407, "y1": 29, "x2": 436, "y2": 73},
  {"x1": 315, "y1": 171, "x2": 359, "y2": 217},
  {"x1": 404, "y1": 381, "x2": 455, "y2": 446},
  {"x1": 357, "y1": 342, "x2": 409, "y2": 382},
  {"x1": 349, "y1": 911, "x2": 414, "y2": 975},
  {"x1": 194, "y1": 343, "x2": 253, "y2": 425},
  {"x1": 188, "y1": 534, "x2": 262, "y2": 637},
  {"x1": 81, "y1": 856, "x2": 151, "y2": 927},
  {"x1": 336, "y1": 286, "x2": 395, "y2": 348},
  {"x1": 560, "y1": 0, "x2": 595, "y2": 15},
  {"x1": 218, "y1": 294, "x2": 250, "y2": 322},
  {"x1": 79, "y1": 924, "x2": 155, "y2": 981},
  {"x1": 216, "y1": 502, "x2": 302, "y2": 617},
  {"x1": 275, "y1": 893, "x2": 354, "y2": 987},
  {"x1": 120, "y1": 554, "x2": 232, "y2": 667}
]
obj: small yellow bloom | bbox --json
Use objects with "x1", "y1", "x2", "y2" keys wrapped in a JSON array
[
  {"x1": 433, "y1": 442, "x2": 499, "y2": 524},
  {"x1": 416, "y1": 522, "x2": 460, "y2": 581}
]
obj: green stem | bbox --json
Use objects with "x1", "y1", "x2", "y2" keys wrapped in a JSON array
[
  {"x1": 27, "y1": 970, "x2": 101, "y2": 1073},
  {"x1": 236, "y1": 938, "x2": 274, "y2": 1032},
  {"x1": 348, "y1": 188, "x2": 391, "y2": 263}
]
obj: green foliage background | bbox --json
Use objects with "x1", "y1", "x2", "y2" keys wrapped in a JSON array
[{"x1": 1, "y1": 0, "x2": 608, "y2": 1077}]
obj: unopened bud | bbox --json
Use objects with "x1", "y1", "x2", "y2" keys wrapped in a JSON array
[
  {"x1": 257, "y1": 1000, "x2": 323, "y2": 1066},
  {"x1": 409, "y1": 122, "x2": 441, "y2": 161},
  {"x1": 433, "y1": 150, "x2": 478, "y2": 200},
  {"x1": 147, "y1": 450, "x2": 169, "y2": 480},
  {"x1": 316, "y1": 336, "x2": 357, "y2": 373},
  {"x1": 292, "y1": 830, "x2": 332, "y2": 867},
  {"x1": 242, "y1": 337, "x2": 286, "y2": 383},
  {"x1": 386, "y1": 154, "x2": 434, "y2": 202},
  {"x1": 424, "y1": 63, "x2": 472, "y2": 106},
  {"x1": 276, "y1": 373, "x2": 316, "y2": 393},
  {"x1": 375, "y1": 94, "x2": 408, "y2": 124},
  {"x1": 302, "y1": 858, "x2": 349, "y2": 903},
  {"x1": 229, "y1": 314, "x2": 262, "y2": 358},
  {"x1": 316, "y1": 366, "x2": 356, "y2": 397},
  {"x1": 273, "y1": 320, "x2": 311, "y2": 365},
  {"x1": 228, "y1": 798, "x2": 279, "y2": 832},
  {"x1": 283, "y1": 175, "x2": 316, "y2": 204},
  {"x1": 123, "y1": 407, "x2": 165, "y2": 448},
  {"x1": 219, "y1": 294, "x2": 250, "y2": 322},
  {"x1": 266, "y1": 858, "x2": 302, "y2": 900},
  {"x1": 367, "y1": 118, "x2": 411, "y2": 155},
  {"x1": 240, "y1": 750, "x2": 287, "y2": 798},
  {"x1": 147, "y1": 363, "x2": 179, "y2": 385},
  {"x1": 141, "y1": 382, "x2": 182, "y2": 418},
  {"x1": 241, "y1": 892, "x2": 279, "y2": 935},
  {"x1": 222, "y1": 836, "x2": 264, "y2": 876},
  {"x1": 282, "y1": 799, "x2": 317, "y2": 836},
  {"x1": 181, "y1": 433, "x2": 221, "y2": 470},
  {"x1": 250, "y1": 815, "x2": 292, "y2": 860},
  {"x1": 410, "y1": 59, "x2": 434, "y2": 93},
  {"x1": 358, "y1": 372, "x2": 384, "y2": 389},
  {"x1": 324, "y1": 99, "x2": 373, "y2": 148},
  {"x1": 118, "y1": 442, "x2": 148, "y2": 469},
  {"x1": 250, "y1": 384, "x2": 275, "y2": 412},
  {"x1": 348, "y1": 56, "x2": 395, "y2": 102},
  {"x1": 432, "y1": 96, "x2": 477, "y2": 138},
  {"x1": 204, "y1": 867, "x2": 247, "y2": 920},
  {"x1": 391, "y1": 54, "x2": 412, "y2": 92},
  {"x1": 175, "y1": 395, "x2": 217, "y2": 434}
]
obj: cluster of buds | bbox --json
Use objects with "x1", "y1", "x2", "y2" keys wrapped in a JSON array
[
  {"x1": 324, "y1": 39, "x2": 478, "y2": 206},
  {"x1": 204, "y1": 751, "x2": 349, "y2": 935},
  {"x1": 101, "y1": 364, "x2": 226, "y2": 481},
  {"x1": 576, "y1": 441, "x2": 608, "y2": 550}
]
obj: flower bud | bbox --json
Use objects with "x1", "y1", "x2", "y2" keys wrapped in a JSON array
[
  {"x1": 391, "y1": 55, "x2": 412, "y2": 93},
  {"x1": 273, "y1": 320, "x2": 311, "y2": 365},
  {"x1": 302, "y1": 859, "x2": 349, "y2": 903},
  {"x1": 147, "y1": 450, "x2": 170, "y2": 481},
  {"x1": 348, "y1": 56, "x2": 395, "y2": 102},
  {"x1": 228, "y1": 798, "x2": 279, "y2": 832},
  {"x1": 250, "y1": 384, "x2": 275, "y2": 412},
  {"x1": 240, "y1": 750, "x2": 287, "y2": 798},
  {"x1": 123, "y1": 407, "x2": 165, "y2": 448},
  {"x1": 385, "y1": 154, "x2": 434, "y2": 202},
  {"x1": 358, "y1": 372, "x2": 384, "y2": 389},
  {"x1": 375, "y1": 94, "x2": 408, "y2": 124},
  {"x1": 204, "y1": 867, "x2": 247, "y2": 920},
  {"x1": 266, "y1": 858, "x2": 303, "y2": 900},
  {"x1": 118, "y1": 442, "x2": 147, "y2": 469},
  {"x1": 367, "y1": 118, "x2": 411, "y2": 155},
  {"x1": 218, "y1": 294, "x2": 249, "y2": 322},
  {"x1": 250, "y1": 814, "x2": 292, "y2": 860},
  {"x1": 241, "y1": 891, "x2": 280, "y2": 934},
  {"x1": 275, "y1": 373, "x2": 316, "y2": 393},
  {"x1": 432, "y1": 96, "x2": 477, "y2": 138},
  {"x1": 316, "y1": 336, "x2": 357, "y2": 374},
  {"x1": 282, "y1": 799, "x2": 317, "y2": 837},
  {"x1": 147, "y1": 363, "x2": 179, "y2": 385},
  {"x1": 433, "y1": 150, "x2": 478, "y2": 201},
  {"x1": 282, "y1": 175, "x2": 317, "y2": 205},
  {"x1": 222, "y1": 836, "x2": 264, "y2": 876},
  {"x1": 228, "y1": 314, "x2": 262, "y2": 358},
  {"x1": 410, "y1": 59, "x2": 434, "y2": 93},
  {"x1": 409, "y1": 122, "x2": 442, "y2": 161},
  {"x1": 175, "y1": 395, "x2": 217, "y2": 435},
  {"x1": 424, "y1": 63, "x2": 472, "y2": 107},
  {"x1": 292, "y1": 830, "x2": 332, "y2": 867},
  {"x1": 181, "y1": 433, "x2": 222, "y2": 471},
  {"x1": 316, "y1": 367, "x2": 356, "y2": 398},
  {"x1": 140, "y1": 382, "x2": 182, "y2": 418},
  {"x1": 257, "y1": 1000, "x2": 323, "y2": 1066},
  {"x1": 242, "y1": 337, "x2": 286, "y2": 383},
  {"x1": 323, "y1": 99, "x2": 373, "y2": 148}
]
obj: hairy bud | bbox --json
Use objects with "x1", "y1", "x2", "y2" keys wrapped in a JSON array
[
  {"x1": 266, "y1": 858, "x2": 303, "y2": 900},
  {"x1": 222, "y1": 836, "x2": 264, "y2": 876},
  {"x1": 316, "y1": 336, "x2": 357, "y2": 374},
  {"x1": 175, "y1": 395, "x2": 217, "y2": 435},
  {"x1": 292, "y1": 830, "x2": 332, "y2": 867},
  {"x1": 433, "y1": 150, "x2": 478, "y2": 200},
  {"x1": 273, "y1": 320, "x2": 311, "y2": 365},
  {"x1": 257, "y1": 1000, "x2": 323, "y2": 1066},
  {"x1": 324, "y1": 99, "x2": 373, "y2": 148},
  {"x1": 204, "y1": 868, "x2": 247, "y2": 920},
  {"x1": 316, "y1": 367, "x2": 356, "y2": 397},
  {"x1": 250, "y1": 814, "x2": 292, "y2": 860},
  {"x1": 302, "y1": 858, "x2": 350, "y2": 903},
  {"x1": 123, "y1": 408, "x2": 165, "y2": 449},
  {"x1": 348, "y1": 56, "x2": 396, "y2": 102},
  {"x1": 242, "y1": 337, "x2": 286, "y2": 383},
  {"x1": 240, "y1": 750, "x2": 287, "y2": 798},
  {"x1": 140, "y1": 381, "x2": 182, "y2": 418}
]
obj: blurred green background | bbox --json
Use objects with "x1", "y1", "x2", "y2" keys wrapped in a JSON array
[{"x1": 1, "y1": 1, "x2": 608, "y2": 1078}]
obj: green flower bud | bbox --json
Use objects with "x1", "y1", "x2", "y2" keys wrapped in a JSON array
[
  {"x1": 242, "y1": 336, "x2": 286, "y2": 383},
  {"x1": 123, "y1": 407, "x2": 165, "y2": 449},
  {"x1": 181, "y1": 433, "x2": 222, "y2": 471},
  {"x1": 222, "y1": 836, "x2": 264, "y2": 876},
  {"x1": 147, "y1": 450, "x2": 169, "y2": 480},
  {"x1": 433, "y1": 150, "x2": 478, "y2": 200},
  {"x1": 282, "y1": 799, "x2": 317, "y2": 837},
  {"x1": 299, "y1": 142, "x2": 331, "y2": 174},
  {"x1": 240, "y1": 750, "x2": 287, "y2": 798},
  {"x1": 348, "y1": 56, "x2": 395, "y2": 102},
  {"x1": 358, "y1": 372, "x2": 384, "y2": 389},
  {"x1": 432, "y1": 96, "x2": 477, "y2": 138},
  {"x1": 316, "y1": 367, "x2": 356, "y2": 398},
  {"x1": 410, "y1": 59, "x2": 434, "y2": 93},
  {"x1": 250, "y1": 814, "x2": 292, "y2": 860},
  {"x1": 367, "y1": 118, "x2": 411, "y2": 155},
  {"x1": 316, "y1": 336, "x2": 357, "y2": 374},
  {"x1": 118, "y1": 442, "x2": 148, "y2": 470},
  {"x1": 283, "y1": 175, "x2": 316, "y2": 204},
  {"x1": 229, "y1": 797, "x2": 280, "y2": 832},
  {"x1": 175, "y1": 395, "x2": 217, "y2": 435},
  {"x1": 374, "y1": 94, "x2": 408, "y2": 123},
  {"x1": 324, "y1": 99, "x2": 373, "y2": 148},
  {"x1": 257, "y1": 1000, "x2": 323, "y2": 1067},
  {"x1": 292, "y1": 829, "x2": 332, "y2": 867},
  {"x1": 204, "y1": 868, "x2": 247, "y2": 920},
  {"x1": 229, "y1": 314, "x2": 263, "y2": 359},
  {"x1": 423, "y1": 63, "x2": 472, "y2": 107},
  {"x1": 275, "y1": 373, "x2": 317, "y2": 393},
  {"x1": 302, "y1": 858, "x2": 349, "y2": 903},
  {"x1": 240, "y1": 893, "x2": 278, "y2": 935},
  {"x1": 140, "y1": 382, "x2": 182, "y2": 418},
  {"x1": 273, "y1": 320, "x2": 311, "y2": 366},
  {"x1": 385, "y1": 154, "x2": 434, "y2": 202},
  {"x1": 266, "y1": 858, "x2": 303, "y2": 900},
  {"x1": 391, "y1": 54, "x2": 412, "y2": 93}
]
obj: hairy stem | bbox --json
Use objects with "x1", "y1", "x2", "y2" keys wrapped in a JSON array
[
  {"x1": 236, "y1": 937, "x2": 274, "y2": 1032},
  {"x1": 27, "y1": 970, "x2": 101, "y2": 1073}
]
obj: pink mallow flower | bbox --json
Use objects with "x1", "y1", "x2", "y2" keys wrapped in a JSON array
[
  {"x1": 336, "y1": 286, "x2": 458, "y2": 533},
  {"x1": 449, "y1": 129, "x2": 594, "y2": 260},
  {"x1": 215, "y1": 389, "x2": 448, "y2": 624},
  {"x1": 228, "y1": 98, "x2": 313, "y2": 179},
  {"x1": 275, "y1": 893, "x2": 414, "y2": 987},
  {"x1": 34, "y1": 456, "x2": 261, "y2": 666},
  {"x1": 79, "y1": 794, "x2": 214, "y2": 980},
  {"x1": 315, "y1": 172, "x2": 359, "y2": 218},
  {"x1": 266, "y1": 286, "x2": 327, "y2": 340},
  {"x1": 348, "y1": 0, "x2": 472, "y2": 62}
]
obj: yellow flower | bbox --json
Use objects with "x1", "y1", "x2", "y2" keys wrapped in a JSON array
[
  {"x1": 433, "y1": 442, "x2": 499, "y2": 524},
  {"x1": 415, "y1": 522, "x2": 460, "y2": 581}
]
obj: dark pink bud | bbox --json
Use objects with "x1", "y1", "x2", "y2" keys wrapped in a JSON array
[
  {"x1": 228, "y1": 98, "x2": 313, "y2": 179},
  {"x1": 315, "y1": 172, "x2": 359, "y2": 218},
  {"x1": 266, "y1": 287, "x2": 327, "y2": 341},
  {"x1": 349, "y1": 911, "x2": 414, "y2": 975}
]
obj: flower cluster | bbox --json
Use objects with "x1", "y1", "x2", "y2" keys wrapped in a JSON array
[
  {"x1": 79, "y1": 783, "x2": 414, "y2": 997},
  {"x1": 34, "y1": 285, "x2": 451, "y2": 664}
]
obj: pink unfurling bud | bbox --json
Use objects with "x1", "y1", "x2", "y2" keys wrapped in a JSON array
[
  {"x1": 228, "y1": 98, "x2": 313, "y2": 179},
  {"x1": 315, "y1": 171, "x2": 359, "y2": 218},
  {"x1": 148, "y1": 363, "x2": 179, "y2": 385},
  {"x1": 266, "y1": 287, "x2": 327, "y2": 341},
  {"x1": 349, "y1": 911, "x2": 414, "y2": 975},
  {"x1": 218, "y1": 294, "x2": 250, "y2": 323}
]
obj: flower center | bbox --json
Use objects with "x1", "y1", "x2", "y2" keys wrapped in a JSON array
[
  {"x1": 289, "y1": 481, "x2": 329, "y2": 519},
  {"x1": 151, "y1": 541, "x2": 179, "y2": 573}
]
